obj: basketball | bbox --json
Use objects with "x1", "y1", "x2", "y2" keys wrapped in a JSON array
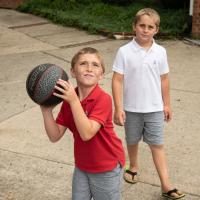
[{"x1": 26, "y1": 63, "x2": 68, "y2": 106}]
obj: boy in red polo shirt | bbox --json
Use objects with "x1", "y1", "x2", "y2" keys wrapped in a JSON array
[{"x1": 40, "y1": 47, "x2": 125, "y2": 200}]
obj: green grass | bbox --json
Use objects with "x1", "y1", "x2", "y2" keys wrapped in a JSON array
[{"x1": 18, "y1": 0, "x2": 190, "y2": 38}]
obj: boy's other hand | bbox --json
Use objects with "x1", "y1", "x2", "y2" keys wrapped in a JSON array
[
  {"x1": 114, "y1": 109, "x2": 126, "y2": 126},
  {"x1": 164, "y1": 106, "x2": 172, "y2": 122}
]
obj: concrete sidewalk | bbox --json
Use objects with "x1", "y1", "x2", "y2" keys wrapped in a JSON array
[{"x1": 0, "y1": 8, "x2": 200, "y2": 200}]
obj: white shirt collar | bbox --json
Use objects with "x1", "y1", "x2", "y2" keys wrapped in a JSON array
[{"x1": 132, "y1": 38, "x2": 156, "y2": 52}]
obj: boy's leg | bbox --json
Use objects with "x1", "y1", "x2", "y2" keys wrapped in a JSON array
[
  {"x1": 124, "y1": 143, "x2": 139, "y2": 182},
  {"x1": 89, "y1": 164, "x2": 123, "y2": 200},
  {"x1": 150, "y1": 145, "x2": 185, "y2": 198},
  {"x1": 144, "y1": 112, "x2": 185, "y2": 198},
  {"x1": 127, "y1": 143, "x2": 139, "y2": 171},
  {"x1": 124, "y1": 143, "x2": 139, "y2": 180},
  {"x1": 149, "y1": 144, "x2": 171, "y2": 191},
  {"x1": 124, "y1": 111, "x2": 143, "y2": 175},
  {"x1": 143, "y1": 112, "x2": 171, "y2": 191},
  {"x1": 143, "y1": 112, "x2": 185, "y2": 198},
  {"x1": 72, "y1": 167, "x2": 92, "y2": 200}
]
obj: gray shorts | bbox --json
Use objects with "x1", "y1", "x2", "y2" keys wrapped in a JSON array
[
  {"x1": 72, "y1": 164, "x2": 123, "y2": 200},
  {"x1": 124, "y1": 111, "x2": 164, "y2": 145}
]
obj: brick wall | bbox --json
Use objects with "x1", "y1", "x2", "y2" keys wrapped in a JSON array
[
  {"x1": 192, "y1": 0, "x2": 200, "y2": 37},
  {"x1": 0, "y1": 0, "x2": 25, "y2": 9}
]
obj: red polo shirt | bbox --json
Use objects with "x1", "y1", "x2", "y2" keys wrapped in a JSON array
[{"x1": 56, "y1": 84, "x2": 125, "y2": 173}]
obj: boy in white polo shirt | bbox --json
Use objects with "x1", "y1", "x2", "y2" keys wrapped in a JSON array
[{"x1": 112, "y1": 8, "x2": 185, "y2": 199}]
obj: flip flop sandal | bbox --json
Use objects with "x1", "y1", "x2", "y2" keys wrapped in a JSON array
[
  {"x1": 123, "y1": 169, "x2": 138, "y2": 184},
  {"x1": 162, "y1": 188, "x2": 185, "y2": 199}
]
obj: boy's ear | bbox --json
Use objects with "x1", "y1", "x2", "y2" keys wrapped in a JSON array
[
  {"x1": 70, "y1": 68, "x2": 76, "y2": 78},
  {"x1": 97, "y1": 72, "x2": 104, "y2": 83},
  {"x1": 155, "y1": 26, "x2": 159, "y2": 34},
  {"x1": 132, "y1": 24, "x2": 136, "y2": 36},
  {"x1": 132, "y1": 23, "x2": 135, "y2": 31},
  {"x1": 99, "y1": 72, "x2": 104, "y2": 80}
]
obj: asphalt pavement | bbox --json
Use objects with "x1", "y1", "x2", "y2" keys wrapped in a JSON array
[{"x1": 0, "y1": 8, "x2": 200, "y2": 200}]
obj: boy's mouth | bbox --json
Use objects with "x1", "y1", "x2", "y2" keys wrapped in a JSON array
[{"x1": 84, "y1": 73, "x2": 94, "y2": 77}]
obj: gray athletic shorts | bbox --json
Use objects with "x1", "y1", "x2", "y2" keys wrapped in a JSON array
[
  {"x1": 72, "y1": 164, "x2": 123, "y2": 200},
  {"x1": 125, "y1": 111, "x2": 164, "y2": 145}
]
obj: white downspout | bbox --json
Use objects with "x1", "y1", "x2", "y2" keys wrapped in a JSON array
[{"x1": 189, "y1": 0, "x2": 194, "y2": 16}]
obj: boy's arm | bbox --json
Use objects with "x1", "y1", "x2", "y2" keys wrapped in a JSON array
[
  {"x1": 112, "y1": 72, "x2": 125, "y2": 126},
  {"x1": 161, "y1": 73, "x2": 172, "y2": 122},
  {"x1": 54, "y1": 80, "x2": 101, "y2": 141},
  {"x1": 70, "y1": 100, "x2": 101, "y2": 141},
  {"x1": 40, "y1": 106, "x2": 66, "y2": 142}
]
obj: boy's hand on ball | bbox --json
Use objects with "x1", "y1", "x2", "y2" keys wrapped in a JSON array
[
  {"x1": 40, "y1": 104, "x2": 56, "y2": 112},
  {"x1": 54, "y1": 79, "x2": 78, "y2": 104}
]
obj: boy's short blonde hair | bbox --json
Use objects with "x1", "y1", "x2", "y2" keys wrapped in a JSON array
[
  {"x1": 71, "y1": 47, "x2": 105, "y2": 73},
  {"x1": 134, "y1": 8, "x2": 160, "y2": 28}
]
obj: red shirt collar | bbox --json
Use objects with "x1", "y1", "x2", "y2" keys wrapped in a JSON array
[{"x1": 75, "y1": 84, "x2": 102, "y2": 105}]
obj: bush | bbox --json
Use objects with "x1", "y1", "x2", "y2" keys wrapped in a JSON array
[
  {"x1": 101, "y1": 0, "x2": 135, "y2": 6},
  {"x1": 18, "y1": 0, "x2": 190, "y2": 37},
  {"x1": 158, "y1": 0, "x2": 189, "y2": 9}
]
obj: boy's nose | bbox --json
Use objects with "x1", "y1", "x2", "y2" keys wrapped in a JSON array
[
  {"x1": 143, "y1": 26, "x2": 148, "y2": 32},
  {"x1": 86, "y1": 65, "x2": 93, "y2": 71}
]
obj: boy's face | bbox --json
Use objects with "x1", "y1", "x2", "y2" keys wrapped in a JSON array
[
  {"x1": 71, "y1": 53, "x2": 103, "y2": 87},
  {"x1": 134, "y1": 14, "x2": 158, "y2": 46}
]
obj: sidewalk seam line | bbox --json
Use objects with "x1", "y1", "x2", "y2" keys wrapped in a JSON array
[
  {"x1": 9, "y1": 22, "x2": 50, "y2": 29},
  {"x1": 0, "y1": 147, "x2": 74, "y2": 166}
]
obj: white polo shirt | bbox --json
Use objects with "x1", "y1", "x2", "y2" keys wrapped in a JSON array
[{"x1": 112, "y1": 39, "x2": 169, "y2": 113}]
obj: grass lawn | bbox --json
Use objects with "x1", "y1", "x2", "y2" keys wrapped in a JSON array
[{"x1": 18, "y1": 0, "x2": 190, "y2": 38}]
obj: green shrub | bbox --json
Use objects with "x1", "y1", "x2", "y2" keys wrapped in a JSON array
[
  {"x1": 18, "y1": 0, "x2": 190, "y2": 37},
  {"x1": 101, "y1": 0, "x2": 134, "y2": 5},
  {"x1": 158, "y1": 0, "x2": 189, "y2": 9}
]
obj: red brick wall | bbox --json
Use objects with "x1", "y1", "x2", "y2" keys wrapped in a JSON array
[
  {"x1": 192, "y1": 0, "x2": 200, "y2": 37},
  {"x1": 0, "y1": 0, "x2": 25, "y2": 9}
]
